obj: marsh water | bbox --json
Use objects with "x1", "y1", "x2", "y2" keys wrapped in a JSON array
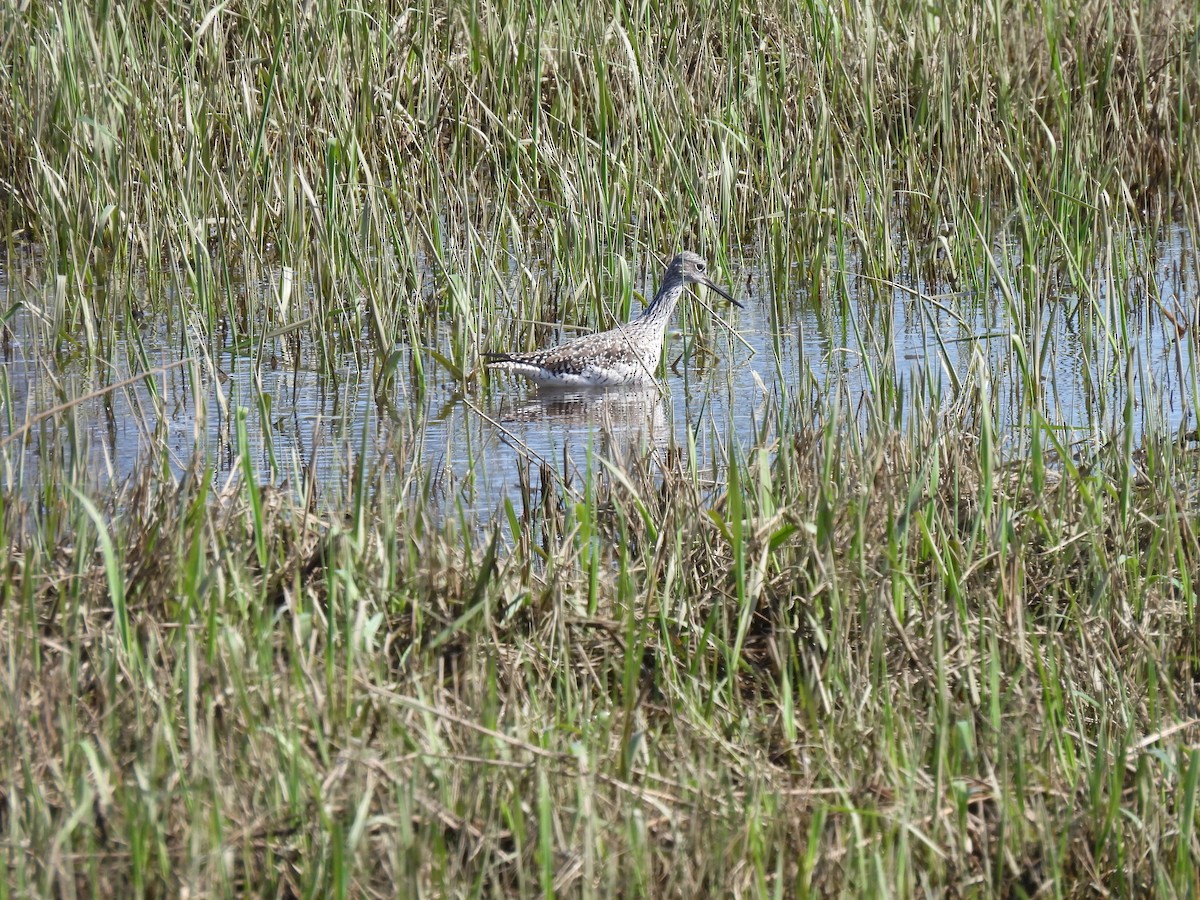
[{"x1": 3, "y1": 225, "x2": 1198, "y2": 513}]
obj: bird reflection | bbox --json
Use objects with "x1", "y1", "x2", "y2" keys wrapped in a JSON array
[{"x1": 495, "y1": 386, "x2": 670, "y2": 466}]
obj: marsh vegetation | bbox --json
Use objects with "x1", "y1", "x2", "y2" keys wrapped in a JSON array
[{"x1": 4, "y1": 0, "x2": 1200, "y2": 894}]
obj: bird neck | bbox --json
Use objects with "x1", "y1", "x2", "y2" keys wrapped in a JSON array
[{"x1": 636, "y1": 277, "x2": 684, "y2": 327}]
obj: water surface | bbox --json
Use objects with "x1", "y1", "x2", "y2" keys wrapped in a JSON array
[{"x1": 2, "y1": 226, "x2": 1197, "y2": 514}]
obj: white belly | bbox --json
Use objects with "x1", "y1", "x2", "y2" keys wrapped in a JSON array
[{"x1": 528, "y1": 360, "x2": 654, "y2": 388}]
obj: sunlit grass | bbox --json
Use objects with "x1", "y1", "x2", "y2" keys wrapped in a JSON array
[
  {"x1": 2, "y1": 0, "x2": 1200, "y2": 895},
  {"x1": 5, "y1": 376, "x2": 1200, "y2": 893}
]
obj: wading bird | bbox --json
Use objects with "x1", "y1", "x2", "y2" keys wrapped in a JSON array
[{"x1": 485, "y1": 252, "x2": 741, "y2": 388}]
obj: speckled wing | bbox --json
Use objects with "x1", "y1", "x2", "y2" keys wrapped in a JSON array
[
  {"x1": 486, "y1": 332, "x2": 611, "y2": 373},
  {"x1": 485, "y1": 329, "x2": 653, "y2": 385}
]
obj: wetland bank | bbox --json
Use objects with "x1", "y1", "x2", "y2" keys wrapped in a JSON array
[{"x1": 4, "y1": 0, "x2": 1200, "y2": 895}]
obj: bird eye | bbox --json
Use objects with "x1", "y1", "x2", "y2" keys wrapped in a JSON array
[{"x1": 697, "y1": 262, "x2": 705, "y2": 271}]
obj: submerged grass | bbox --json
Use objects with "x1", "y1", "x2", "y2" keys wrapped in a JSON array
[{"x1": 2, "y1": 0, "x2": 1200, "y2": 895}]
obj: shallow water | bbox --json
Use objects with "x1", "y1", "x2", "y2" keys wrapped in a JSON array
[{"x1": 2, "y1": 224, "x2": 1198, "y2": 514}]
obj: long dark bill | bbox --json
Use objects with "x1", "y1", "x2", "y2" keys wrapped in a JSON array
[{"x1": 701, "y1": 277, "x2": 743, "y2": 309}]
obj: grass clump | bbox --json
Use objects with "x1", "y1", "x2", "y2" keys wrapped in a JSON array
[
  {"x1": 2, "y1": 397, "x2": 1200, "y2": 894},
  {"x1": 3, "y1": 2, "x2": 1198, "y2": 317}
]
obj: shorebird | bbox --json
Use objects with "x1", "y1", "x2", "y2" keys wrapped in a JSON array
[{"x1": 484, "y1": 252, "x2": 741, "y2": 387}]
